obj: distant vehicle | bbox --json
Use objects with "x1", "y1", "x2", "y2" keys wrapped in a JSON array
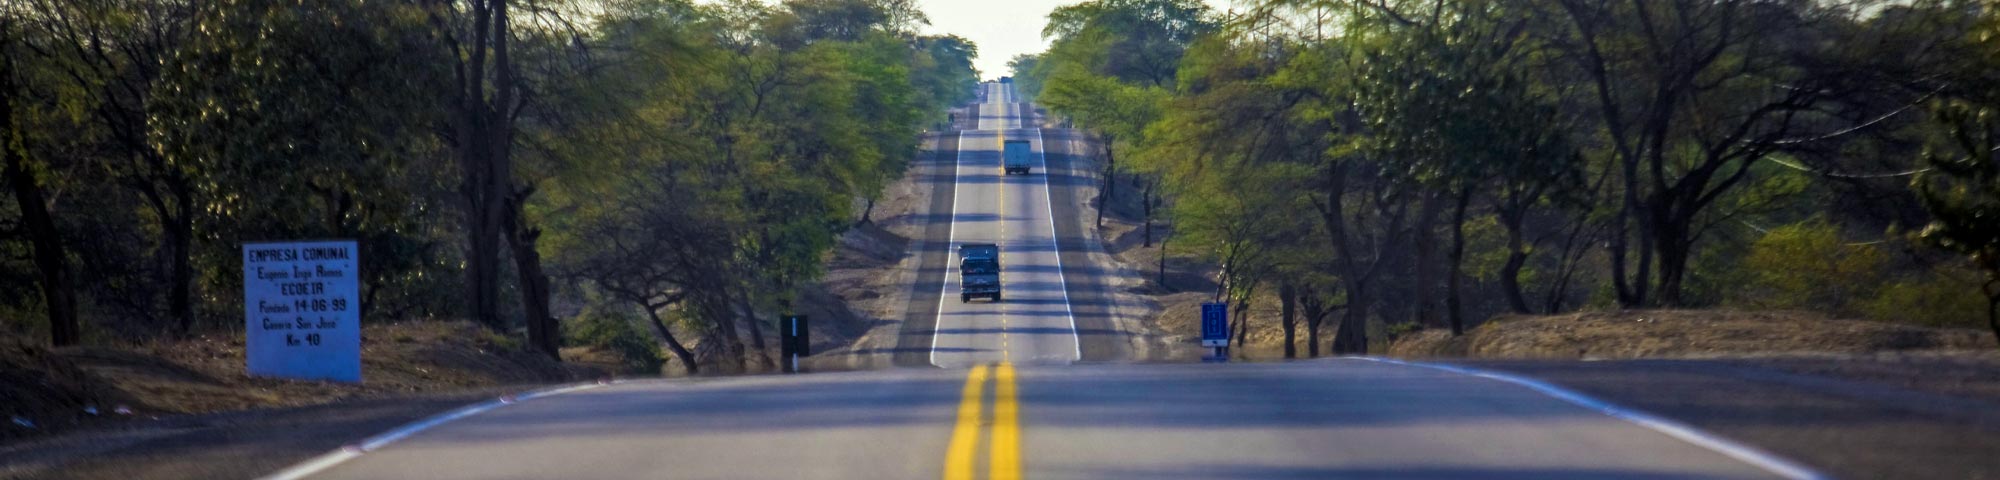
[
  {"x1": 1003, "y1": 140, "x2": 1032, "y2": 175},
  {"x1": 959, "y1": 243, "x2": 1001, "y2": 303}
]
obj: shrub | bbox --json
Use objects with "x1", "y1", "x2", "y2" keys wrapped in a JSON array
[
  {"x1": 1385, "y1": 322, "x2": 1426, "y2": 341},
  {"x1": 1860, "y1": 264, "x2": 1989, "y2": 329},
  {"x1": 566, "y1": 309, "x2": 663, "y2": 374},
  {"x1": 1733, "y1": 219, "x2": 1885, "y2": 313}
]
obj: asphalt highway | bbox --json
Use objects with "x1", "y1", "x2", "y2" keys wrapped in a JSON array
[
  {"x1": 278, "y1": 82, "x2": 1812, "y2": 480},
  {"x1": 299, "y1": 360, "x2": 1796, "y2": 479},
  {"x1": 931, "y1": 83, "x2": 1081, "y2": 368}
]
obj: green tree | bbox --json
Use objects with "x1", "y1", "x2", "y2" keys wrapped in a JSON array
[
  {"x1": 544, "y1": 0, "x2": 965, "y2": 371},
  {"x1": 1034, "y1": 0, "x2": 1215, "y2": 233},
  {"x1": 154, "y1": 0, "x2": 456, "y2": 331},
  {"x1": 0, "y1": 8, "x2": 82, "y2": 345},
  {"x1": 1546, "y1": 0, "x2": 1922, "y2": 307},
  {"x1": 18, "y1": 0, "x2": 200, "y2": 334},
  {"x1": 1343, "y1": 0, "x2": 1581, "y2": 333},
  {"x1": 1913, "y1": 4, "x2": 2000, "y2": 346}
]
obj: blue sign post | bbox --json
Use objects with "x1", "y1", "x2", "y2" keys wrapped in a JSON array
[
  {"x1": 1201, "y1": 302, "x2": 1229, "y2": 361},
  {"x1": 242, "y1": 240, "x2": 361, "y2": 383}
]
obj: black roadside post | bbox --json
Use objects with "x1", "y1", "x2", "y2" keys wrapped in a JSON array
[{"x1": 781, "y1": 315, "x2": 808, "y2": 373}]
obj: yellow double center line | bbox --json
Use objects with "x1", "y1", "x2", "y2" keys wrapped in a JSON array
[{"x1": 943, "y1": 362, "x2": 1022, "y2": 480}]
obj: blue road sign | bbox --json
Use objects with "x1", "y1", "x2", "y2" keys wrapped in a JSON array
[{"x1": 1201, "y1": 302, "x2": 1228, "y2": 347}]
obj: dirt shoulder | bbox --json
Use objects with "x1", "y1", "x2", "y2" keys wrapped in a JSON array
[
  {"x1": 1389, "y1": 309, "x2": 1992, "y2": 359},
  {"x1": 1, "y1": 321, "x2": 603, "y2": 479},
  {"x1": 0, "y1": 389, "x2": 511, "y2": 480},
  {"x1": 1389, "y1": 309, "x2": 2000, "y2": 478},
  {"x1": 1466, "y1": 357, "x2": 2000, "y2": 479}
]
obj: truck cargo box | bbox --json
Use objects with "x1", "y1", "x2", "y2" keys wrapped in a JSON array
[{"x1": 1003, "y1": 140, "x2": 1032, "y2": 175}]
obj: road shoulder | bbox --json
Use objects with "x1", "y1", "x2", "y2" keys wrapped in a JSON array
[
  {"x1": 1464, "y1": 357, "x2": 2000, "y2": 479},
  {"x1": 0, "y1": 389, "x2": 518, "y2": 480}
]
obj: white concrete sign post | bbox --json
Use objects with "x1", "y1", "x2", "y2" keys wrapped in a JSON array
[{"x1": 242, "y1": 240, "x2": 361, "y2": 383}]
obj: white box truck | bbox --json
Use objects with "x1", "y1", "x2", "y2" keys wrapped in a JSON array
[{"x1": 1003, "y1": 139, "x2": 1032, "y2": 175}]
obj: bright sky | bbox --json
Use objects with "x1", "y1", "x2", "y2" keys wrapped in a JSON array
[{"x1": 919, "y1": 0, "x2": 1237, "y2": 80}]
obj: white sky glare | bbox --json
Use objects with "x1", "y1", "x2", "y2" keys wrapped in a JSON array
[{"x1": 918, "y1": 0, "x2": 1235, "y2": 80}]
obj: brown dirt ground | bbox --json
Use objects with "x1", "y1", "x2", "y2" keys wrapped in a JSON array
[
  {"x1": 1389, "y1": 309, "x2": 1993, "y2": 359},
  {"x1": 1469, "y1": 357, "x2": 2000, "y2": 479},
  {"x1": 1, "y1": 321, "x2": 600, "y2": 444}
]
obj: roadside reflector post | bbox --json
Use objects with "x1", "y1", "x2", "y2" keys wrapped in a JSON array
[
  {"x1": 780, "y1": 315, "x2": 808, "y2": 373},
  {"x1": 1201, "y1": 302, "x2": 1229, "y2": 363}
]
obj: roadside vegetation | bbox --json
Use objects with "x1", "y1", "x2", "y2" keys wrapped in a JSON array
[
  {"x1": 1015, "y1": 0, "x2": 2000, "y2": 356},
  {"x1": 0, "y1": 0, "x2": 978, "y2": 376},
  {"x1": 0, "y1": 320, "x2": 589, "y2": 442}
]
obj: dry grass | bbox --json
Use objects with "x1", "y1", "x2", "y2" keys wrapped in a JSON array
[
  {"x1": 2, "y1": 321, "x2": 595, "y2": 443},
  {"x1": 1390, "y1": 309, "x2": 1995, "y2": 359}
]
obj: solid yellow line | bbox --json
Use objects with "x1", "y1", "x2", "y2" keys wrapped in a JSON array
[
  {"x1": 942, "y1": 364, "x2": 990, "y2": 480},
  {"x1": 991, "y1": 362, "x2": 1022, "y2": 480}
]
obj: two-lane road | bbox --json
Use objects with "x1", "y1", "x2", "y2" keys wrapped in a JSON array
[
  {"x1": 275, "y1": 82, "x2": 1815, "y2": 480},
  {"x1": 932, "y1": 82, "x2": 1080, "y2": 368},
  {"x1": 295, "y1": 360, "x2": 1800, "y2": 479}
]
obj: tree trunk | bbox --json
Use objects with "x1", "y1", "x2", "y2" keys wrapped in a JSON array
[
  {"x1": 1231, "y1": 299, "x2": 1250, "y2": 351},
  {"x1": 1985, "y1": 280, "x2": 2000, "y2": 349},
  {"x1": 1498, "y1": 207, "x2": 1533, "y2": 314},
  {"x1": 1545, "y1": 211, "x2": 1595, "y2": 313},
  {"x1": 2, "y1": 82, "x2": 81, "y2": 346},
  {"x1": 1632, "y1": 203, "x2": 1657, "y2": 307},
  {"x1": 1097, "y1": 141, "x2": 1115, "y2": 228},
  {"x1": 1280, "y1": 283, "x2": 1297, "y2": 359},
  {"x1": 642, "y1": 306, "x2": 698, "y2": 374},
  {"x1": 1412, "y1": 193, "x2": 1442, "y2": 327},
  {"x1": 857, "y1": 196, "x2": 876, "y2": 226},
  {"x1": 1609, "y1": 169, "x2": 1653, "y2": 308},
  {"x1": 1654, "y1": 220, "x2": 1692, "y2": 307},
  {"x1": 1141, "y1": 178, "x2": 1153, "y2": 247},
  {"x1": 736, "y1": 289, "x2": 772, "y2": 370},
  {"x1": 503, "y1": 193, "x2": 559, "y2": 360},
  {"x1": 451, "y1": 0, "x2": 517, "y2": 332},
  {"x1": 1332, "y1": 290, "x2": 1368, "y2": 355},
  {"x1": 1157, "y1": 234, "x2": 1169, "y2": 289},
  {"x1": 167, "y1": 202, "x2": 195, "y2": 334},
  {"x1": 1446, "y1": 188, "x2": 1470, "y2": 336},
  {"x1": 463, "y1": 207, "x2": 502, "y2": 330},
  {"x1": 704, "y1": 293, "x2": 747, "y2": 372},
  {"x1": 1303, "y1": 298, "x2": 1324, "y2": 358},
  {"x1": 457, "y1": 152, "x2": 501, "y2": 331},
  {"x1": 1608, "y1": 205, "x2": 1635, "y2": 305}
]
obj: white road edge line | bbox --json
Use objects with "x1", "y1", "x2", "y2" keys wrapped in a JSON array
[
  {"x1": 929, "y1": 125, "x2": 969, "y2": 368},
  {"x1": 1351, "y1": 357, "x2": 1827, "y2": 480},
  {"x1": 256, "y1": 381, "x2": 617, "y2": 480},
  {"x1": 1033, "y1": 121, "x2": 1083, "y2": 363}
]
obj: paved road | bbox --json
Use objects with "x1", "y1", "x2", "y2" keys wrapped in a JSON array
[
  {"x1": 931, "y1": 83, "x2": 1080, "y2": 368},
  {"x1": 284, "y1": 83, "x2": 1807, "y2": 480},
  {"x1": 301, "y1": 360, "x2": 1792, "y2": 479},
  {"x1": 900, "y1": 82, "x2": 1125, "y2": 367}
]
